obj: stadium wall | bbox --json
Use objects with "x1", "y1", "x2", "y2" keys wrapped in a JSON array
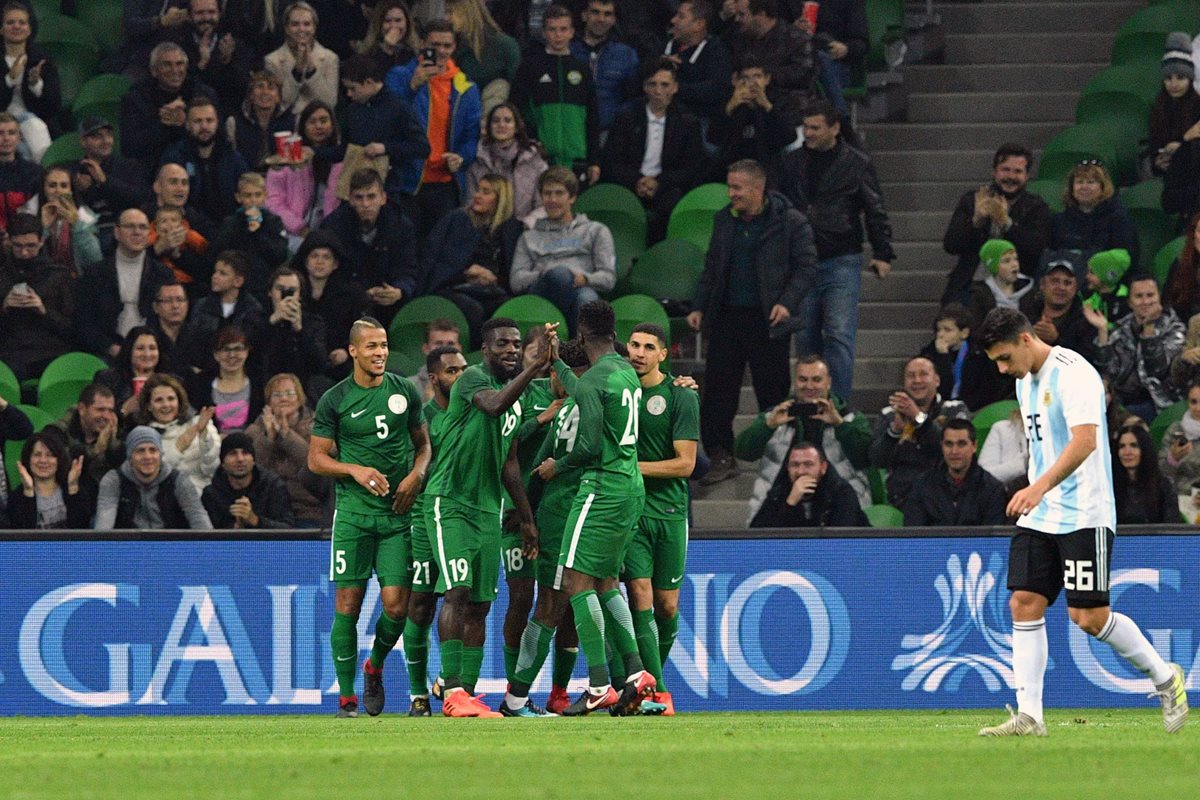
[{"x1": 2, "y1": 528, "x2": 1196, "y2": 715}]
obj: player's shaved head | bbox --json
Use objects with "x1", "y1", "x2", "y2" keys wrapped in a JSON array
[
  {"x1": 482, "y1": 316, "x2": 520, "y2": 343},
  {"x1": 577, "y1": 300, "x2": 615, "y2": 342},
  {"x1": 349, "y1": 317, "x2": 386, "y2": 345},
  {"x1": 481, "y1": 316, "x2": 523, "y2": 378},
  {"x1": 559, "y1": 338, "x2": 589, "y2": 369}
]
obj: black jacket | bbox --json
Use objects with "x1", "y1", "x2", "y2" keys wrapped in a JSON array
[
  {"x1": 184, "y1": 292, "x2": 268, "y2": 372},
  {"x1": 780, "y1": 142, "x2": 895, "y2": 262},
  {"x1": 171, "y1": 28, "x2": 260, "y2": 117},
  {"x1": 70, "y1": 154, "x2": 149, "y2": 231},
  {"x1": 225, "y1": 102, "x2": 296, "y2": 171},
  {"x1": 0, "y1": 43, "x2": 62, "y2": 134},
  {"x1": 750, "y1": 467, "x2": 867, "y2": 528},
  {"x1": 201, "y1": 465, "x2": 295, "y2": 529},
  {"x1": 6, "y1": 486, "x2": 92, "y2": 529},
  {"x1": 903, "y1": 461, "x2": 1008, "y2": 527},
  {"x1": 727, "y1": 20, "x2": 818, "y2": 105},
  {"x1": 320, "y1": 203, "x2": 419, "y2": 324},
  {"x1": 1115, "y1": 473, "x2": 1177, "y2": 525},
  {"x1": 942, "y1": 185, "x2": 1051, "y2": 305},
  {"x1": 1050, "y1": 198, "x2": 1139, "y2": 267},
  {"x1": 600, "y1": 104, "x2": 707, "y2": 198},
  {"x1": 119, "y1": 75, "x2": 215, "y2": 173},
  {"x1": 1163, "y1": 138, "x2": 1200, "y2": 219},
  {"x1": 1018, "y1": 292, "x2": 1098, "y2": 364},
  {"x1": 0, "y1": 254, "x2": 74, "y2": 374},
  {"x1": 260, "y1": 314, "x2": 328, "y2": 388},
  {"x1": 73, "y1": 252, "x2": 174, "y2": 356},
  {"x1": 664, "y1": 35, "x2": 733, "y2": 122},
  {"x1": 708, "y1": 95, "x2": 804, "y2": 182},
  {"x1": 207, "y1": 208, "x2": 290, "y2": 296},
  {"x1": 693, "y1": 191, "x2": 817, "y2": 339},
  {"x1": 918, "y1": 339, "x2": 1012, "y2": 413},
  {"x1": 869, "y1": 394, "x2": 971, "y2": 508}
]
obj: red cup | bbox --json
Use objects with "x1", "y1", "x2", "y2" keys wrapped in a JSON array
[
  {"x1": 287, "y1": 135, "x2": 302, "y2": 161},
  {"x1": 802, "y1": 1, "x2": 819, "y2": 30},
  {"x1": 132, "y1": 376, "x2": 147, "y2": 397},
  {"x1": 274, "y1": 131, "x2": 290, "y2": 158}
]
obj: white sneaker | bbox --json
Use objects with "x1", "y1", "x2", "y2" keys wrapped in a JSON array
[
  {"x1": 1151, "y1": 663, "x2": 1189, "y2": 734},
  {"x1": 979, "y1": 704, "x2": 1047, "y2": 737}
]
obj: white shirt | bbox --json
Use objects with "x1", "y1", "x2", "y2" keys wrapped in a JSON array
[
  {"x1": 1016, "y1": 346, "x2": 1116, "y2": 533},
  {"x1": 114, "y1": 251, "x2": 146, "y2": 337},
  {"x1": 640, "y1": 106, "x2": 667, "y2": 178}
]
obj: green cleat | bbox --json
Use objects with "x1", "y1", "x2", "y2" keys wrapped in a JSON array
[
  {"x1": 1152, "y1": 663, "x2": 1189, "y2": 734},
  {"x1": 979, "y1": 705, "x2": 1046, "y2": 737},
  {"x1": 499, "y1": 699, "x2": 557, "y2": 718}
]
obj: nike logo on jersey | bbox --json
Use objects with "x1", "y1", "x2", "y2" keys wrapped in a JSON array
[
  {"x1": 336, "y1": 654, "x2": 355, "y2": 661},
  {"x1": 670, "y1": 575, "x2": 683, "y2": 584},
  {"x1": 539, "y1": 73, "x2": 552, "y2": 83},
  {"x1": 350, "y1": 409, "x2": 367, "y2": 418},
  {"x1": 533, "y1": 405, "x2": 548, "y2": 411}
]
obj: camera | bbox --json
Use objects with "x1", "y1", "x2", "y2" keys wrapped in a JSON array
[
  {"x1": 280, "y1": 286, "x2": 296, "y2": 299},
  {"x1": 1171, "y1": 431, "x2": 1189, "y2": 447},
  {"x1": 420, "y1": 47, "x2": 437, "y2": 64},
  {"x1": 788, "y1": 401, "x2": 821, "y2": 418}
]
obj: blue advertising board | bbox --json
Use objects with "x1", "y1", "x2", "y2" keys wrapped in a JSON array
[{"x1": 2, "y1": 534, "x2": 1195, "y2": 715}]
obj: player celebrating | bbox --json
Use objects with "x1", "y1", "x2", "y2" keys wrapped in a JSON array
[
  {"x1": 308, "y1": 318, "x2": 430, "y2": 718},
  {"x1": 424, "y1": 317, "x2": 550, "y2": 717},
  {"x1": 977, "y1": 308, "x2": 1188, "y2": 736},
  {"x1": 622, "y1": 323, "x2": 698, "y2": 716},
  {"x1": 402, "y1": 345, "x2": 468, "y2": 716}
]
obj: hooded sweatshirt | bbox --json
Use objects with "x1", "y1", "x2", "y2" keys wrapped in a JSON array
[
  {"x1": 94, "y1": 460, "x2": 213, "y2": 530},
  {"x1": 509, "y1": 212, "x2": 616, "y2": 293}
]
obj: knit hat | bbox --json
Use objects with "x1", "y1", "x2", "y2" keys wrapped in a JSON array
[
  {"x1": 979, "y1": 239, "x2": 1016, "y2": 275},
  {"x1": 1088, "y1": 249, "x2": 1131, "y2": 292},
  {"x1": 220, "y1": 432, "x2": 256, "y2": 461},
  {"x1": 125, "y1": 426, "x2": 162, "y2": 458},
  {"x1": 1162, "y1": 32, "x2": 1195, "y2": 79}
]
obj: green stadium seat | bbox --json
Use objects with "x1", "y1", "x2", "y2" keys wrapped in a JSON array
[
  {"x1": 868, "y1": 467, "x2": 888, "y2": 505},
  {"x1": 574, "y1": 183, "x2": 648, "y2": 283},
  {"x1": 36, "y1": 380, "x2": 85, "y2": 421},
  {"x1": 1023, "y1": 179, "x2": 1065, "y2": 213},
  {"x1": 1081, "y1": 63, "x2": 1162, "y2": 106},
  {"x1": 612, "y1": 294, "x2": 671, "y2": 346},
  {"x1": 75, "y1": 0, "x2": 124, "y2": 56},
  {"x1": 1129, "y1": 207, "x2": 1181, "y2": 270},
  {"x1": 1154, "y1": 236, "x2": 1186, "y2": 288},
  {"x1": 492, "y1": 295, "x2": 568, "y2": 339},
  {"x1": 1121, "y1": 179, "x2": 1165, "y2": 211},
  {"x1": 37, "y1": 352, "x2": 108, "y2": 396},
  {"x1": 1150, "y1": 399, "x2": 1187, "y2": 449},
  {"x1": 666, "y1": 183, "x2": 729, "y2": 252},
  {"x1": 0, "y1": 360, "x2": 19, "y2": 404},
  {"x1": 386, "y1": 296, "x2": 470, "y2": 377},
  {"x1": 41, "y1": 132, "x2": 83, "y2": 166},
  {"x1": 628, "y1": 239, "x2": 705, "y2": 303},
  {"x1": 29, "y1": 0, "x2": 63, "y2": 20},
  {"x1": 971, "y1": 399, "x2": 1020, "y2": 450},
  {"x1": 864, "y1": 503, "x2": 904, "y2": 528},
  {"x1": 1037, "y1": 125, "x2": 1119, "y2": 184},
  {"x1": 71, "y1": 73, "x2": 132, "y2": 127},
  {"x1": 1112, "y1": 31, "x2": 1176, "y2": 67},
  {"x1": 865, "y1": 0, "x2": 906, "y2": 71},
  {"x1": 1115, "y1": 4, "x2": 1198, "y2": 41},
  {"x1": 34, "y1": 14, "x2": 100, "y2": 107},
  {"x1": 1075, "y1": 92, "x2": 1150, "y2": 135},
  {"x1": 4, "y1": 404, "x2": 56, "y2": 492}
]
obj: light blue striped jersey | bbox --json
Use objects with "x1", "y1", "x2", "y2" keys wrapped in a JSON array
[{"x1": 1016, "y1": 346, "x2": 1116, "y2": 534}]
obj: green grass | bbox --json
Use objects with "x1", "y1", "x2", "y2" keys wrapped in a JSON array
[{"x1": 1, "y1": 710, "x2": 1197, "y2": 799}]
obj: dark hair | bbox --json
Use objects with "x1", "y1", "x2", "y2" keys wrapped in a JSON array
[
  {"x1": 426, "y1": 344, "x2": 462, "y2": 373},
  {"x1": 425, "y1": 317, "x2": 461, "y2": 342},
  {"x1": 734, "y1": 53, "x2": 769, "y2": 75},
  {"x1": 977, "y1": 307, "x2": 1032, "y2": 350},
  {"x1": 214, "y1": 325, "x2": 249, "y2": 352},
  {"x1": 20, "y1": 429, "x2": 72, "y2": 488},
  {"x1": 728, "y1": 158, "x2": 766, "y2": 184},
  {"x1": 137, "y1": 372, "x2": 190, "y2": 426},
  {"x1": 115, "y1": 326, "x2": 161, "y2": 380},
  {"x1": 543, "y1": 4, "x2": 573, "y2": 25},
  {"x1": 423, "y1": 17, "x2": 454, "y2": 36},
  {"x1": 992, "y1": 143, "x2": 1033, "y2": 170},
  {"x1": 291, "y1": 228, "x2": 348, "y2": 275},
  {"x1": 216, "y1": 249, "x2": 250, "y2": 279},
  {"x1": 943, "y1": 417, "x2": 977, "y2": 442},
  {"x1": 340, "y1": 53, "x2": 383, "y2": 85},
  {"x1": 1166, "y1": 211, "x2": 1200, "y2": 318},
  {"x1": 559, "y1": 338, "x2": 589, "y2": 369},
  {"x1": 631, "y1": 322, "x2": 667, "y2": 345},
  {"x1": 79, "y1": 382, "x2": 115, "y2": 407},
  {"x1": 349, "y1": 317, "x2": 385, "y2": 345},
  {"x1": 803, "y1": 100, "x2": 839, "y2": 127},
  {"x1": 349, "y1": 167, "x2": 385, "y2": 193},
  {"x1": 788, "y1": 440, "x2": 824, "y2": 461},
  {"x1": 1126, "y1": 270, "x2": 1158, "y2": 289},
  {"x1": 187, "y1": 95, "x2": 218, "y2": 115},
  {"x1": 747, "y1": 0, "x2": 778, "y2": 17},
  {"x1": 577, "y1": 300, "x2": 615, "y2": 340},
  {"x1": 795, "y1": 353, "x2": 828, "y2": 370},
  {"x1": 482, "y1": 316, "x2": 519, "y2": 342},
  {"x1": 269, "y1": 265, "x2": 306, "y2": 293},
  {"x1": 935, "y1": 303, "x2": 973, "y2": 332},
  {"x1": 483, "y1": 101, "x2": 538, "y2": 155},
  {"x1": 298, "y1": 99, "x2": 341, "y2": 184},
  {"x1": 680, "y1": 0, "x2": 715, "y2": 24},
  {"x1": 639, "y1": 57, "x2": 677, "y2": 85},
  {"x1": 538, "y1": 165, "x2": 579, "y2": 197},
  {"x1": 1113, "y1": 424, "x2": 1167, "y2": 520},
  {"x1": 7, "y1": 211, "x2": 40, "y2": 239}
]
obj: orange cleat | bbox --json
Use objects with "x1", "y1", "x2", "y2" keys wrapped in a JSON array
[
  {"x1": 546, "y1": 685, "x2": 571, "y2": 715},
  {"x1": 442, "y1": 688, "x2": 503, "y2": 718},
  {"x1": 654, "y1": 691, "x2": 675, "y2": 716}
]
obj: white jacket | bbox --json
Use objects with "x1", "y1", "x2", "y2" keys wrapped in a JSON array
[{"x1": 153, "y1": 417, "x2": 221, "y2": 493}]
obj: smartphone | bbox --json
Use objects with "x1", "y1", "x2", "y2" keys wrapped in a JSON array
[
  {"x1": 420, "y1": 47, "x2": 437, "y2": 64},
  {"x1": 280, "y1": 286, "x2": 296, "y2": 299},
  {"x1": 1171, "y1": 432, "x2": 1189, "y2": 447},
  {"x1": 12, "y1": 282, "x2": 28, "y2": 294},
  {"x1": 788, "y1": 401, "x2": 821, "y2": 418}
]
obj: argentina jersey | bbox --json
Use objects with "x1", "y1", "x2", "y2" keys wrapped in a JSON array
[{"x1": 1016, "y1": 346, "x2": 1116, "y2": 533}]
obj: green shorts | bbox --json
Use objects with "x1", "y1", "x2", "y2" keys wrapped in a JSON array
[
  {"x1": 621, "y1": 516, "x2": 689, "y2": 589},
  {"x1": 409, "y1": 500, "x2": 439, "y2": 593},
  {"x1": 427, "y1": 496, "x2": 501, "y2": 602},
  {"x1": 558, "y1": 490, "x2": 644, "y2": 581},
  {"x1": 536, "y1": 506, "x2": 569, "y2": 589},
  {"x1": 329, "y1": 509, "x2": 411, "y2": 588},
  {"x1": 501, "y1": 531, "x2": 536, "y2": 581}
]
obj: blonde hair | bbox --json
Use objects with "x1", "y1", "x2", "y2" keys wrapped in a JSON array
[
  {"x1": 358, "y1": 0, "x2": 419, "y2": 57},
  {"x1": 264, "y1": 372, "x2": 307, "y2": 407},
  {"x1": 1062, "y1": 162, "x2": 1115, "y2": 208},
  {"x1": 447, "y1": 0, "x2": 503, "y2": 61},
  {"x1": 472, "y1": 173, "x2": 514, "y2": 234},
  {"x1": 237, "y1": 172, "x2": 266, "y2": 192}
]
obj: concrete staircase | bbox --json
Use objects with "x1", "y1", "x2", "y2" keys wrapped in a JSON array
[{"x1": 692, "y1": 0, "x2": 1146, "y2": 528}]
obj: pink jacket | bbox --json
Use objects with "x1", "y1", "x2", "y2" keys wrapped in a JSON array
[{"x1": 265, "y1": 160, "x2": 345, "y2": 236}]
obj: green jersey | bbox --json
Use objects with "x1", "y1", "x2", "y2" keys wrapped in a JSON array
[
  {"x1": 532, "y1": 397, "x2": 583, "y2": 519},
  {"x1": 312, "y1": 373, "x2": 423, "y2": 516},
  {"x1": 516, "y1": 377, "x2": 556, "y2": 477},
  {"x1": 638, "y1": 374, "x2": 700, "y2": 519},
  {"x1": 412, "y1": 399, "x2": 449, "y2": 519},
  {"x1": 425, "y1": 363, "x2": 522, "y2": 511},
  {"x1": 557, "y1": 352, "x2": 644, "y2": 497}
]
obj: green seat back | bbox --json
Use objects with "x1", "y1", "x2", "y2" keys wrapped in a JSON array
[
  {"x1": 1075, "y1": 92, "x2": 1150, "y2": 132},
  {"x1": 1121, "y1": 179, "x2": 1165, "y2": 211},
  {"x1": 868, "y1": 467, "x2": 888, "y2": 505},
  {"x1": 71, "y1": 73, "x2": 132, "y2": 126},
  {"x1": 37, "y1": 380, "x2": 86, "y2": 421},
  {"x1": 41, "y1": 133, "x2": 83, "y2": 167},
  {"x1": 1112, "y1": 31, "x2": 1176, "y2": 66},
  {"x1": 1082, "y1": 64, "x2": 1162, "y2": 106},
  {"x1": 972, "y1": 399, "x2": 1020, "y2": 450},
  {"x1": 1150, "y1": 399, "x2": 1188, "y2": 449},
  {"x1": 1023, "y1": 179, "x2": 1066, "y2": 213},
  {"x1": 1038, "y1": 125, "x2": 1119, "y2": 183},
  {"x1": 386, "y1": 296, "x2": 470, "y2": 376},
  {"x1": 1154, "y1": 236, "x2": 1186, "y2": 288},
  {"x1": 492, "y1": 295, "x2": 569, "y2": 339},
  {"x1": 666, "y1": 184, "x2": 730, "y2": 251},
  {"x1": 37, "y1": 351, "x2": 108, "y2": 395},
  {"x1": 0, "y1": 359, "x2": 19, "y2": 404},
  {"x1": 1129, "y1": 208, "x2": 1181, "y2": 271},
  {"x1": 75, "y1": 0, "x2": 124, "y2": 55},
  {"x1": 865, "y1": 0, "x2": 906, "y2": 70},
  {"x1": 864, "y1": 503, "x2": 904, "y2": 528},
  {"x1": 1115, "y1": 4, "x2": 1198, "y2": 40},
  {"x1": 628, "y1": 239, "x2": 706, "y2": 303},
  {"x1": 612, "y1": 294, "x2": 671, "y2": 346}
]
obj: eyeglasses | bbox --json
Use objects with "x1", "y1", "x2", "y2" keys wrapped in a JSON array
[
  {"x1": 1076, "y1": 159, "x2": 1102, "y2": 167},
  {"x1": 217, "y1": 345, "x2": 248, "y2": 354},
  {"x1": 119, "y1": 223, "x2": 151, "y2": 231},
  {"x1": 155, "y1": 296, "x2": 186, "y2": 305},
  {"x1": 270, "y1": 389, "x2": 298, "y2": 398}
]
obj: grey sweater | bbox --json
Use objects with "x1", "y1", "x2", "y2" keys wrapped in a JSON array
[
  {"x1": 509, "y1": 213, "x2": 616, "y2": 293},
  {"x1": 94, "y1": 461, "x2": 213, "y2": 530}
]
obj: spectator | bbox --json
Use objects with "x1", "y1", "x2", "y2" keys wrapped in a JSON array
[
  {"x1": 117, "y1": 1, "x2": 191, "y2": 79},
  {"x1": 147, "y1": 161, "x2": 218, "y2": 242},
  {"x1": 869, "y1": 355, "x2": 970, "y2": 508},
  {"x1": 570, "y1": 0, "x2": 639, "y2": 135},
  {"x1": 22, "y1": 166, "x2": 102, "y2": 275},
  {"x1": 385, "y1": 20, "x2": 482, "y2": 239},
  {"x1": 464, "y1": 101, "x2": 548, "y2": 222},
  {"x1": 492, "y1": 0, "x2": 557, "y2": 48},
  {"x1": 134, "y1": 372, "x2": 220, "y2": 492},
  {"x1": 782, "y1": 100, "x2": 893, "y2": 401},
  {"x1": 800, "y1": 0, "x2": 869, "y2": 97},
  {"x1": 967, "y1": 239, "x2": 1034, "y2": 327},
  {"x1": 228, "y1": 0, "x2": 287, "y2": 59},
  {"x1": 663, "y1": 0, "x2": 734, "y2": 135},
  {"x1": 687, "y1": 158, "x2": 817, "y2": 485},
  {"x1": 1103, "y1": 373, "x2": 1142, "y2": 444},
  {"x1": 265, "y1": 99, "x2": 344, "y2": 250},
  {"x1": 1159, "y1": 381, "x2": 1200, "y2": 495},
  {"x1": 149, "y1": 280, "x2": 200, "y2": 378},
  {"x1": 1050, "y1": 161, "x2": 1138, "y2": 265},
  {"x1": 70, "y1": 116, "x2": 150, "y2": 250},
  {"x1": 292, "y1": 229, "x2": 368, "y2": 388},
  {"x1": 201, "y1": 431, "x2": 295, "y2": 528},
  {"x1": 978, "y1": 405, "x2": 1029, "y2": 495},
  {"x1": 1163, "y1": 212, "x2": 1200, "y2": 322},
  {"x1": 261, "y1": 265, "x2": 327, "y2": 386},
  {"x1": 406, "y1": 318, "x2": 462, "y2": 401},
  {"x1": 319, "y1": 167, "x2": 418, "y2": 326},
  {"x1": 1163, "y1": 133, "x2": 1200, "y2": 219},
  {"x1": 0, "y1": 110, "x2": 39, "y2": 231},
  {"x1": 941, "y1": 143, "x2": 1050, "y2": 305},
  {"x1": 8, "y1": 429, "x2": 90, "y2": 529},
  {"x1": 173, "y1": 0, "x2": 258, "y2": 115},
  {"x1": 601, "y1": 59, "x2": 706, "y2": 244},
  {"x1": 1146, "y1": 32, "x2": 1200, "y2": 178},
  {"x1": 419, "y1": 174, "x2": 522, "y2": 342},
  {"x1": 161, "y1": 96, "x2": 250, "y2": 225},
  {"x1": 0, "y1": 212, "x2": 74, "y2": 379},
  {"x1": 903, "y1": 419, "x2": 1007, "y2": 527},
  {"x1": 74, "y1": 209, "x2": 174, "y2": 359},
  {"x1": 727, "y1": 0, "x2": 818, "y2": 114},
  {"x1": 918, "y1": 302, "x2": 1009, "y2": 412},
  {"x1": 190, "y1": 325, "x2": 262, "y2": 434},
  {"x1": 1, "y1": 0, "x2": 60, "y2": 160},
  {"x1": 739, "y1": 355, "x2": 872, "y2": 521},
  {"x1": 356, "y1": 0, "x2": 419, "y2": 75},
  {"x1": 184, "y1": 250, "x2": 267, "y2": 372},
  {"x1": 1114, "y1": 423, "x2": 1177, "y2": 524},
  {"x1": 226, "y1": 70, "x2": 296, "y2": 171},
  {"x1": 447, "y1": 0, "x2": 521, "y2": 114},
  {"x1": 246, "y1": 372, "x2": 329, "y2": 525},
  {"x1": 94, "y1": 325, "x2": 168, "y2": 418},
  {"x1": 708, "y1": 55, "x2": 801, "y2": 181},
  {"x1": 264, "y1": 1, "x2": 339, "y2": 115},
  {"x1": 510, "y1": 165, "x2": 615, "y2": 334},
  {"x1": 511, "y1": 5, "x2": 600, "y2": 179},
  {"x1": 1087, "y1": 271, "x2": 1185, "y2": 420},
  {"x1": 94, "y1": 425, "x2": 212, "y2": 530},
  {"x1": 51, "y1": 383, "x2": 123, "y2": 499},
  {"x1": 120, "y1": 42, "x2": 214, "y2": 175},
  {"x1": 150, "y1": 204, "x2": 209, "y2": 290},
  {"x1": 1082, "y1": 248, "x2": 1133, "y2": 322},
  {"x1": 208, "y1": 172, "x2": 289, "y2": 296},
  {"x1": 0, "y1": 390, "x2": 32, "y2": 523},
  {"x1": 749, "y1": 442, "x2": 866, "y2": 527},
  {"x1": 1018, "y1": 256, "x2": 1097, "y2": 362}
]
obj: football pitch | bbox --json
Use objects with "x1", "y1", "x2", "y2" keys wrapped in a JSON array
[{"x1": 1, "y1": 710, "x2": 1196, "y2": 799}]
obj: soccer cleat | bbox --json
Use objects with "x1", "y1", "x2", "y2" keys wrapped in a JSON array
[
  {"x1": 362, "y1": 659, "x2": 385, "y2": 716},
  {"x1": 639, "y1": 698, "x2": 668, "y2": 715},
  {"x1": 561, "y1": 686, "x2": 619, "y2": 716},
  {"x1": 408, "y1": 697, "x2": 432, "y2": 717},
  {"x1": 978, "y1": 704, "x2": 1046, "y2": 737},
  {"x1": 613, "y1": 670, "x2": 657, "y2": 716},
  {"x1": 1151, "y1": 663, "x2": 1189, "y2": 733},
  {"x1": 430, "y1": 676, "x2": 445, "y2": 702},
  {"x1": 654, "y1": 691, "x2": 676, "y2": 716},
  {"x1": 499, "y1": 699, "x2": 557, "y2": 718},
  {"x1": 442, "y1": 689, "x2": 503, "y2": 718},
  {"x1": 336, "y1": 696, "x2": 359, "y2": 718},
  {"x1": 546, "y1": 686, "x2": 571, "y2": 715}
]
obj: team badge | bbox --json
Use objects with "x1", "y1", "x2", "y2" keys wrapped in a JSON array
[
  {"x1": 647, "y1": 395, "x2": 667, "y2": 416},
  {"x1": 1043, "y1": 390, "x2": 1051, "y2": 407},
  {"x1": 567, "y1": 70, "x2": 582, "y2": 85},
  {"x1": 389, "y1": 393, "x2": 408, "y2": 414}
]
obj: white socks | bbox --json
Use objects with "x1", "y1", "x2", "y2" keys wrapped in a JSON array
[
  {"x1": 1012, "y1": 618, "x2": 1047, "y2": 723},
  {"x1": 1097, "y1": 611, "x2": 1174, "y2": 686}
]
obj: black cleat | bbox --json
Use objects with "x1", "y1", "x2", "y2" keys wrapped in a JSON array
[
  {"x1": 362, "y1": 659, "x2": 385, "y2": 716},
  {"x1": 560, "y1": 686, "x2": 618, "y2": 716},
  {"x1": 613, "y1": 670, "x2": 656, "y2": 716},
  {"x1": 337, "y1": 697, "x2": 359, "y2": 718},
  {"x1": 408, "y1": 697, "x2": 432, "y2": 717}
]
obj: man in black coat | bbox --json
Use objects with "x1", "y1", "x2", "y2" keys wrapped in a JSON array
[
  {"x1": 1018, "y1": 259, "x2": 1098, "y2": 364},
  {"x1": 169, "y1": 0, "x2": 259, "y2": 117},
  {"x1": 903, "y1": 419, "x2": 1008, "y2": 527},
  {"x1": 750, "y1": 442, "x2": 867, "y2": 527},
  {"x1": 201, "y1": 432, "x2": 295, "y2": 528},
  {"x1": 663, "y1": 0, "x2": 733, "y2": 131},
  {"x1": 71, "y1": 116, "x2": 150, "y2": 250},
  {"x1": 119, "y1": 41, "x2": 216, "y2": 175}
]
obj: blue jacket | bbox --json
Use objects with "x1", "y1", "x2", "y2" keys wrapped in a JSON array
[
  {"x1": 343, "y1": 85, "x2": 431, "y2": 197},
  {"x1": 570, "y1": 37, "x2": 639, "y2": 130},
  {"x1": 385, "y1": 60, "x2": 482, "y2": 196},
  {"x1": 418, "y1": 209, "x2": 524, "y2": 295}
]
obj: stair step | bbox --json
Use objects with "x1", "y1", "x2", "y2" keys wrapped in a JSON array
[
  {"x1": 872, "y1": 149, "x2": 993, "y2": 183},
  {"x1": 944, "y1": 32, "x2": 1115, "y2": 65},
  {"x1": 866, "y1": 121, "x2": 1064, "y2": 152},
  {"x1": 857, "y1": 328, "x2": 930, "y2": 357},
  {"x1": 903, "y1": 63, "x2": 1103, "y2": 93},
  {"x1": 881, "y1": 181, "x2": 977, "y2": 213},
  {"x1": 888, "y1": 211, "x2": 951, "y2": 241},
  {"x1": 690, "y1": 500, "x2": 749, "y2": 529},
  {"x1": 937, "y1": 2, "x2": 1141, "y2": 34},
  {"x1": 858, "y1": 301, "x2": 940, "y2": 328},
  {"x1": 693, "y1": 470, "x2": 758, "y2": 501},
  {"x1": 908, "y1": 91, "x2": 1079, "y2": 123},
  {"x1": 891, "y1": 240, "x2": 952, "y2": 267},
  {"x1": 862, "y1": 269, "x2": 947, "y2": 301}
]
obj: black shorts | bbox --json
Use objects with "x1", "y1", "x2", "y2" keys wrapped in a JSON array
[{"x1": 1007, "y1": 526, "x2": 1114, "y2": 609}]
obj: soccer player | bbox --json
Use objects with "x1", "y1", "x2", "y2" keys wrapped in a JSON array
[
  {"x1": 423, "y1": 317, "x2": 550, "y2": 717},
  {"x1": 622, "y1": 323, "x2": 699, "y2": 716},
  {"x1": 308, "y1": 318, "x2": 430, "y2": 718},
  {"x1": 402, "y1": 344, "x2": 468, "y2": 716},
  {"x1": 977, "y1": 308, "x2": 1188, "y2": 736},
  {"x1": 535, "y1": 301, "x2": 656, "y2": 716}
]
